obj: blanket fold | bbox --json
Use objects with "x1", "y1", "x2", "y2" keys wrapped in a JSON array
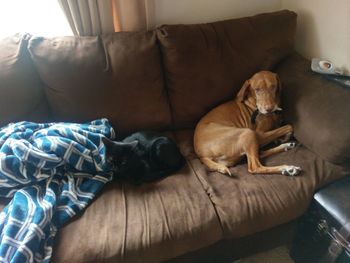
[{"x1": 0, "y1": 118, "x2": 115, "y2": 263}]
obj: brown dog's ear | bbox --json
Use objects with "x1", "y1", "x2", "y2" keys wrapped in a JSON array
[{"x1": 237, "y1": 80, "x2": 250, "y2": 102}]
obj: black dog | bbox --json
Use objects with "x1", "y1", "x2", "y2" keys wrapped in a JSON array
[{"x1": 103, "y1": 131, "x2": 185, "y2": 184}]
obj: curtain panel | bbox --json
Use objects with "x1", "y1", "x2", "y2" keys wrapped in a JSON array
[{"x1": 58, "y1": 0, "x2": 148, "y2": 36}]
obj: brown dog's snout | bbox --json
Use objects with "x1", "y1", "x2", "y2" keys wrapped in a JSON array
[
  {"x1": 256, "y1": 92, "x2": 278, "y2": 114},
  {"x1": 258, "y1": 103, "x2": 276, "y2": 114},
  {"x1": 264, "y1": 105, "x2": 275, "y2": 113}
]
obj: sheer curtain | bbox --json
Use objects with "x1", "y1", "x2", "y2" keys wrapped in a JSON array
[{"x1": 58, "y1": 0, "x2": 149, "y2": 36}]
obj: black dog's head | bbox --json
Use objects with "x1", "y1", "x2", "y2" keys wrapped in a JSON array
[{"x1": 102, "y1": 137, "x2": 139, "y2": 174}]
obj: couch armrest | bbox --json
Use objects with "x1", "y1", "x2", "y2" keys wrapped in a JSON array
[{"x1": 275, "y1": 53, "x2": 350, "y2": 165}]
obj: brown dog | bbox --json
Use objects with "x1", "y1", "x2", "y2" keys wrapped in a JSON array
[{"x1": 194, "y1": 71, "x2": 301, "y2": 176}]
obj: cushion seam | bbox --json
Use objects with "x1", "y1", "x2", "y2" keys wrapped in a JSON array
[{"x1": 186, "y1": 158, "x2": 226, "y2": 238}]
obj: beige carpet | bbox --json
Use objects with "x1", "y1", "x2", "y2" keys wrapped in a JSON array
[{"x1": 236, "y1": 246, "x2": 295, "y2": 263}]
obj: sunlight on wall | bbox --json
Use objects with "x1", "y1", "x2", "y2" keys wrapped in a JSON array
[
  {"x1": 147, "y1": 0, "x2": 281, "y2": 27},
  {"x1": 0, "y1": 0, "x2": 73, "y2": 38},
  {"x1": 281, "y1": 0, "x2": 350, "y2": 73}
]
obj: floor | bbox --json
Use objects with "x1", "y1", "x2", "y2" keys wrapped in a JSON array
[{"x1": 236, "y1": 246, "x2": 295, "y2": 263}]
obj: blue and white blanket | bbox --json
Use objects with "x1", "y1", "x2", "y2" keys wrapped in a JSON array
[{"x1": 0, "y1": 118, "x2": 115, "y2": 263}]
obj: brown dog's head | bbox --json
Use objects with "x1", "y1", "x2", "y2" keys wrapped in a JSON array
[{"x1": 237, "y1": 71, "x2": 282, "y2": 114}]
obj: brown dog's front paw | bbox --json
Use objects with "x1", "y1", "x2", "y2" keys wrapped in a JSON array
[
  {"x1": 281, "y1": 165, "x2": 301, "y2": 176},
  {"x1": 282, "y1": 142, "x2": 297, "y2": 151},
  {"x1": 284, "y1": 124, "x2": 294, "y2": 135},
  {"x1": 216, "y1": 165, "x2": 232, "y2": 176}
]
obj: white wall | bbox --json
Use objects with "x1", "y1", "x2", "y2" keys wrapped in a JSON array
[
  {"x1": 146, "y1": 0, "x2": 281, "y2": 27},
  {"x1": 145, "y1": 0, "x2": 350, "y2": 73},
  {"x1": 281, "y1": 0, "x2": 350, "y2": 74}
]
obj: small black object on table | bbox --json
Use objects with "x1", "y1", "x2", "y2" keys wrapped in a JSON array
[
  {"x1": 290, "y1": 176, "x2": 350, "y2": 263},
  {"x1": 323, "y1": 75, "x2": 350, "y2": 89}
]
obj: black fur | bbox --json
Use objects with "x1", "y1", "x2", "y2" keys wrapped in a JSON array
[{"x1": 103, "y1": 131, "x2": 185, "y2": 184}]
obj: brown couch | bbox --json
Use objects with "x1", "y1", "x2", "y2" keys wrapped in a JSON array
[{"x1": 0, "y1": 10, "x2": 349, "y2": 263}]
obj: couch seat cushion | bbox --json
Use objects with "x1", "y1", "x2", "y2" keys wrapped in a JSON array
[
  {"x1": 51, "y1": 162, "x2": 222, "y2": 263},
  {"x1": 175, "y1": 130, "x2": 350, "y2": 239}
]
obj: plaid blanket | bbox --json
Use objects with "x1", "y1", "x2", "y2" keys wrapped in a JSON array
[{"x1": 0, "y1": 118, "x2": 115, "y2": 263}]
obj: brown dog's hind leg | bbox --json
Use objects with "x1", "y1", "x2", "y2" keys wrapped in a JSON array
[
  {"x1": 200, "y1": 157, "x2": 232, "y2": 176},
  {"x1": 241, "y1": 130, "x2": 269, "y2": 173}
]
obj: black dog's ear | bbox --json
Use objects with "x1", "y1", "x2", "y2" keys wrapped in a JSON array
[{"x1": 102, "y1": 137, "x2": 138, "y2": 155}]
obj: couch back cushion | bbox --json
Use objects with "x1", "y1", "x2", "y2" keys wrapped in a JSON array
[
  {"x1": 0, "y1": 34, "x2": 50, "y2": 127},
  {"x1": 276, "y1": 53, "x2": 350, "y2": 165},
  {"x1": 157, "y1": 10, "x2": 297, "y2": 128},
  {"x1": 28, "y1": 32, "x2": 171, "y2": 135}
]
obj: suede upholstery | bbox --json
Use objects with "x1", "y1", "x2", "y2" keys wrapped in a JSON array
[
  {"x1": 49, "y1": 128, "x2": 349, "y2": 263},
  {"x1": 0, "y1": 10, "x2": 349, "y2": 263},
  {"x1": 0, "y1": 34, "x2": 49, "y2": 127},
  {"x1": 276, "y1": 53, "x2": 350, "y2": 165},
  {"x1": 28, "y1": 32, "x2": 172, "y2": 135},
  {"x1": 157, "y1": 10, "x2": 296, "y2": 128},
  {"x1": 52, "y1": 160, "x2": 223, "y2": 263},
  {"x1": 175, "y1": 130, "x2": 349, "y2": 239}
]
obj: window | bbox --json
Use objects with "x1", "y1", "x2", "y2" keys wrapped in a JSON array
[{"x1": 0, "y1": 0, "x2": 73, "y2": 39}]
